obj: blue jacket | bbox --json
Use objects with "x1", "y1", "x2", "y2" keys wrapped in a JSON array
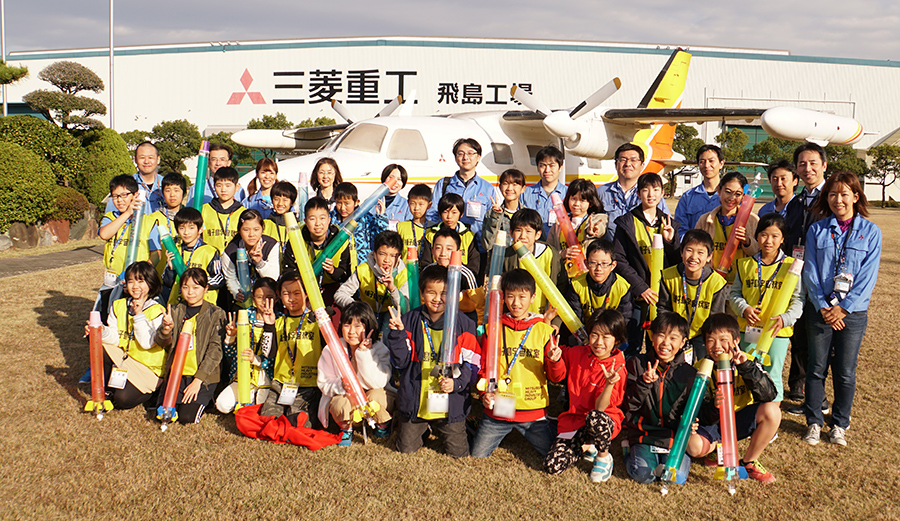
[
  {"x1": 802, "y1": 215, "x2": 881, "y2": 313},
  {"x1": 519, "y1": 181, "x2": 567, "y2": 238},
  {"x1": 242, "y1": 191, "x2": 274, "y2": 219},
  {"x1": 188, "y1": 176, "x2": 246, "y2": 208},
  {"x1": 597, "y1": 181, "x2": 670, "y2": 240},
  {"x1": 331, "y1": 208, "x2": 388, "y2": 266},
  {"x1": 426, "y1": 172, "x2": 495, "y2": 244},
  {"x1": 103, "y1": 172, "x2": 166, "y2": 215},
  {"x1": 673, "y1": 184, "x2": 720, "y2": 240},
  {"x1": 381, "y1": 194, "x2": 412, "y2": 225},
  {"x1": 385, "y1": 307, "x2": 478, "y2": 423}
]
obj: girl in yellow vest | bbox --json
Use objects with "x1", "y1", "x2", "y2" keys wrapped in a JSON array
[
  {"x1": 728, "y1": 213, "x2": 803, "y2": 402},
  {"x1": 155, "y1": 268, "x2": 226, "y2": 425},
  {"x1": 549, "y1": 178, "x2": 608, "y2": 258},
  {"x1": 695, "y1": 172, "x2": 760, "y2": 286},
  {"x1": 87, "y1": 261, "x2": 166, "y2": 410}
]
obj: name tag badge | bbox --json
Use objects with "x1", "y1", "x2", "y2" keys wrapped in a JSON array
[
  {"x1": 649, "y1": 445, "x2": 670, "y2": 454},
  {"x1": 277, "y1": 383, "x2": 299, "y2": 405},
  {"x1": 466, "y1": 200, "x2": 484, "y2": 220},
  {"x1": 548, "y1": 211, "x2": 558, "y2": 225},
  {"x1": 492, "y1": 393, "x2": 517, "y2": 419},
  {"x1": 834, "y1": 273, "x2": 853, "y2": 294},
  {"x1": 388, "y1": 220, "x2": 399, "y2": 232},
  {"x1": 744, "y1": 326, "x2": 763, "y2": 345},
  {"x1": 103, "y1": 271, "x2": 118, "y2": 288},
  {"x1": 792, "y1": 246, "x2": 805, "y2": 261},
  {"x1": 427, "y1": 391, "x2": 449, "y2": 414},
  {"x1": 108, "y1": 368, "x2": 128, "y2": 389}
]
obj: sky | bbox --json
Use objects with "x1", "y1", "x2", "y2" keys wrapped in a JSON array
[{"x1": 2, "y1": 0, "x2": 900, "y2": 62}]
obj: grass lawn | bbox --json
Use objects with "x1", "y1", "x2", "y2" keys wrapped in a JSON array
[{"x1": 1, "y1": 209, "x2": 899, "y2": 520}]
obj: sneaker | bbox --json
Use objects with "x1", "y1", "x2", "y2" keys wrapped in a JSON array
[
  {"x1": 803, "y1": 423, "x2": 821, "y2": 446},
  {"x1": 786, "y1": 387, "x2": 805, "y2": 402},
  {"x1": 373, "y1": 424, "x2": 390, "y2": 439},
  {"x1": 78, "y1": 369, "x2": 91, "y2": 384},
  {"x1": 828, "y1": 426, "x2": 848, "y2": 446},
  {"x1": 743, "y1": 460, "x2": 776, "y2": 483},
  {"x1": 821, "y1": 398, "x2": 830, "y2": 415},
  {"x1": 784, "y1": 403, "x2": 805, "y2": 415},
  {"x1": 338, "y1": 429, "x2": 353, "y2": 447},
  {"x1": 590, "y1": 453, "x2": 614, "y2": 483},
  {"x1": 582, "y1": 445, "x2": 598, "y2": 462}
]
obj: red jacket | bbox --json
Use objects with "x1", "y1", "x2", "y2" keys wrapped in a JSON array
[{"x1": 547, "y1": 346, "x2": 627, "y2": 436}]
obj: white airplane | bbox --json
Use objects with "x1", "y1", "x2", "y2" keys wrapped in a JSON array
[{"x1": 232, "y1": 49, "x2": 864, "y2": 197}]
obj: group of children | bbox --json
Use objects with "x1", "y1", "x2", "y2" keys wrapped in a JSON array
[{"x1": 87, "y1": 138, "x2": 846, "y2": 487}]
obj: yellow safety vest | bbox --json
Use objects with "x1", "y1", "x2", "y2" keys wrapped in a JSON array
[
  {"x1": 417, "y1": 322, "x2": 446, "y2": 420},
  {"x1": 661, "y1": 266, "x2": 727, "y2": 339},
  {"x1": 712, "y1": 217, "x2": 744, "y2": 285},
  {"x1": 167, "y1": 242, "x2": 220, "y2": 306},
  {"x1": 569, "y1": 273, "x2": 631, "y2": 322},
  {"x1": 103, "y1": 211, "x2": 151, "y2": 275},
  {"x1": 518, "y1": 244, "x2": 555, "y2": 313},
  {"x1": 302, "y1": 224, "x2": 353, "y2": 285},
  {"x1": 735, "y1": 256, "x2": 796, "y2": 337},
  {"x1": 357, "y1": 262, "x2": 408, "y2": 315},
  {"x1": 397, "y1": 220, "x2": 427, "y2": 262},
  {"x1": 702, "y1": 362, "x2": 755, "y2": 412},
  {"x1": 633, "y1": 214, "x2": 662, "y2": 268},
  {"x1": 112, "y1": 298, "x2": 166, "y2": 376},
  {"x1": 273, "y1": 313, "x2": 322, "y2": 387},
  {"x1": 201, "y1": 204, "x2": 243, "y2": 253},
  {"x1": 558, "y1": 214, "x2": 591, "y2": 250},
  {"x1": 425, "y1": 223, "x2": 474, "y2": 265},
  {"x1": 143, "y1": 209, "x2": 179, "y2": 276},
  {"x1": 181, "y1": 314, "x2": 199, "y2": 377},
  {"x1": 498, "y1": 322, "x2": 553, "y2": 411}
]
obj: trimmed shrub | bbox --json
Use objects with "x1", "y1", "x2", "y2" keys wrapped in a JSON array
[
  {"x1": 79, "y1": 128, "x2": 134, "y2": 206},
  {"x1": 0, "y1": 142, "x2": 56, "y2": 232},
  {"x1": 50, "y1": 186, "x2": 91, "y2": 223},
  {"x1": 0, "y1": 115, "x2": 86, "y2": 187}
]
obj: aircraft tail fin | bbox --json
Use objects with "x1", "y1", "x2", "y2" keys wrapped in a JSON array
[{"x1": 633, "y1": 49, "x2": 692, "y2": 174}]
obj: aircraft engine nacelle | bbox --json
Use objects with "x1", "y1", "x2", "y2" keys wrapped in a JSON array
[
  {"x1": 232, "y1": 129, "x2": 300, "y2": 152},
  {"x1": 760, "y1": 107, "x2": 864, "y2": 146},
  {"x1": 557, "y1": 120, "x2": 611, "y2": 159}
]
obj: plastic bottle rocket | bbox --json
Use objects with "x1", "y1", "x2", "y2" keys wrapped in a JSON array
[
  {"x1": 715, "y1": 174, "x2": 762, "y2": 278},
  {"x1": 550, "y1": 193, "x2": 587, "y2": 277},
  {"x1": 158, "y1": 226, "x2": 187, "y2": 277},
  {"x1": 513, "y1": 241, "x2": 587, "y2": 344},
  {"x1": 406, "y1": 246, "x2": 420, "y2": 311},
  {"x1": 283, "y1": 211, "x2": 380, "y2": 425},
  {"x1": 157, "y1": 320, "x2": 195, "y2": 431},
  {"x1": 192, "y1": 141, "x2": 210, "y2": 211},
  {"x1": 294, "y1": 170, "x2": 309, "y2": 217},
  {"x1": 747, "y1": 259, "x2": 803, "y2": 365},
  {"x1": 433, "y1": 250, "x2": 463, "y2": 379},
  {"x1": 648, "y1": 234, "x2": 664, "y2": 322},
  {"x1": 655, "y1": 358, "x2": 713, "y2": 495},
  {"x1": 714, "y1": 353, "x2": 741, "y2": 494},
  {"x1": 84, "y1": 311, "x2": 113, "y2": 419},
  {"x1": 121, "y1": 189, "x2": 147, "y2": 278},
  {"x1": 235, "y1": 310, "x2": 252, "y2": 411},
  {"x1": 476, "y1": 275, "x2": 505, "y2": 398},
  {"x1": 236, "y1": 247, "x2": 252, "y2": 302}
]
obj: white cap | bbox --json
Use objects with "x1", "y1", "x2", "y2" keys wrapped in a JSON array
[
  {"x1": 494, "y1": 230, "x2": 507, "y2": 246},
  {"x1": 551, "y1": 193, "x2": 564, "y2": 206},
  {"x1": 789, "y1": 258, "x2": 804, "y2": 276},
  {"x1": 158, "y1": 225, "x2": 171, "y2": 238},
  {"x1": 135, "y1": 189, "x2": 147, "y2": 203},
  {"x1": 490, "y1": 275, "x2": 501, "y2": 290},
  {"x1": 89, "y1": 311, "x2": 101, "y2": 328},
  {"x1": 652, "y1": 233, "x2": 664, "y2": 249}
]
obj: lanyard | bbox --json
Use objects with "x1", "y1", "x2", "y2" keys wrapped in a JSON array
[
  {"x1": 282, "y1": 310, "x2": 310, "y2": 379},
  {"x1": 716, "y1": 213, "x2": 736, "y2": 246},
  {"x1": 681, "y1": 271, "x2": 705, "y2": 330},
  {"x1": 216, "y1": 211, "x2": 233, "y2": 241},
  {"x1": 754, "y1": 253, "x2": 785, "y2": 308},
  {"x1": 137, "y1": 175, "x2": 162, "y2": 204},
  {"x1": 122, "y1": 311, "x2": 136, "y2": 360},
  {"x1": 422, "y1": 319, "x2": 438, "y2": 361},
  {"x1": 501, "y1": 323, "x2": 534, "y2": 382},
  {"x1": 589, "y1": 289, "x2": 611, "y2": 317},
  {"x1": 831, "y1": 219, "x2": 854, "y2": 278},
  {"x1": 109, "y1": 219, "x2": 131, "y2": 265},
  {"x1": 372, "y1": 276, "x2": 392, "y2": 315},
  {"x1": 182, "y1": 240, "x2": 201, "y2": 268}
]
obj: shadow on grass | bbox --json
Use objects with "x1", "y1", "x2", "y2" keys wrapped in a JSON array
[
  {"x1": 214, "y1": 411, "x2": 245, "y2": 437},
  {"x1": 36, "y1": 290, "x2": 95, "y2": 393},
  {"x1": 46, "y1": 364, "x2": 88, "y2": 407}
]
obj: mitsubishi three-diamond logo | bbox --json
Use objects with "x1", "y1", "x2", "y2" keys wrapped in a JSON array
[{"x1": 227, "y1": 69, "x2": 266, "y2": 105}]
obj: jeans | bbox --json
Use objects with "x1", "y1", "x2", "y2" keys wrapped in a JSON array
[
  {"x1": 625, "y1": 443, "x2": 690, "y2": 484},
  {"x1": 805, "y1": 309, "x2": 867, "y2": 429},
  {"x1": 470, "y1": 415, "x2": 554, "y2": 458}
]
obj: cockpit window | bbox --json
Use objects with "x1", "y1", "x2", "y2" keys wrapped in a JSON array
[
  {"x1": 335, "y1": 123, "x2": 388, "y2": 153},
  {"x1": 387, "y1": 129, "x2": 428, "y2": 161}
]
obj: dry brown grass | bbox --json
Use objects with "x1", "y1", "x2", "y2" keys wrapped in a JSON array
[
  {"x1": 2, "y1": 210, "x2": 900, "y2": 521},
  {"x1": 0, "y1": 238, "x2": 103, "y2": 260}
]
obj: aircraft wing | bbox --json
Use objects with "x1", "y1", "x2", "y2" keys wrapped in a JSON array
[
  {"x1": 233, "y1": 123, "x2": 349, "y2": 152},
  {"x1": 658, "y1": 158, "x2": 768, "y2": 167},
  {"x1": 602, "y1": 108, "x2": 765, "y2": 124},
  {"x1": 500, "y1": 110, "x2": 553, "y2": 128}
]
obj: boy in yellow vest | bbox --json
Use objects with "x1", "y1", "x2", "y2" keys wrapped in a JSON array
[
  {"x1": 658, "y1": 229, "x2": 727, "y2": 361},
  {"x1": 201, "y1": 167, "x2": 244, "y2": 254},
  {"x1": 500, "y1": 208, "x2": 561, "y2": 315},
  {"x1": 162, "y1": 207, "x2": 223, "y2": 306},
  {"x1": 147, "y1": 172, "x2": 187, "y2": 280},
  {"x1": 471, "y1": 268, "x2": 557, "y2": 458},
  {"x1": 564, "y1": 239, "x2": 633, "y2": 334},
  {"x1": 256, "y1": 271, "x2": 324, "y2": 427},
  {"x1": 263, "y1": 180, "x2": 298, "y2": 261},
  {"x1": 334, "y1": 231, "x2": 408, "y2": 336},
  {"x1": 396, "y1": 183, "x2": 432, "y2": 262},
  {"x1": 155, "y1": 268, "x2": 226, "y2": 425},
  {"x1": 420, "y1": 192, "x2": 480, "y2": 276}
]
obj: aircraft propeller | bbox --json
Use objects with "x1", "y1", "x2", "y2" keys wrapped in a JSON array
[{"x1": 511, "y1": 78, "x2": 621, "y2": 140}]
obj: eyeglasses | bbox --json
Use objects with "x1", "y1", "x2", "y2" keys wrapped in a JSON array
[
  {"x1": 456, "y1": 152, "x2": 479, "y2": 159},
  {"x1": 587, "y1": 261, "x2": 614, "y2": 269},
  {"x1": 616, "y1": 158, "x2": 642, "y2": 165},
  {"x1": 110, "y1": 193, "x2": 133, "y2": 201}
]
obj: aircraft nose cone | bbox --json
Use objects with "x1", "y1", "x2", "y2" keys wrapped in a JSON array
[{"x1": 543, "y1": 111, "x2": 578, "y2": 139}]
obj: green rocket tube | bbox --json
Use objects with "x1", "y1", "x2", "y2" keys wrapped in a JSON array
[
  {"x1": 192, "y1": 141, "x2": 210, "y2": 211},
  {"x1": 312, "y1": 221, "x2": 358, "y2": 276},
  {"x1": 122, "y1": 189, "x2": 147, "y2": 278},
  {"x1": 236, "y1": 247, "x2": 252, "y2": 300},
  {"x1": 406, "y1": 246, "x2": 420, "y2": 310},
  {"x1": 158, "y1": 226, "x2": 186, "y2": 277},
  {"x1": 656, "y1": 358, "x2": 714, "y2": 493}
]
